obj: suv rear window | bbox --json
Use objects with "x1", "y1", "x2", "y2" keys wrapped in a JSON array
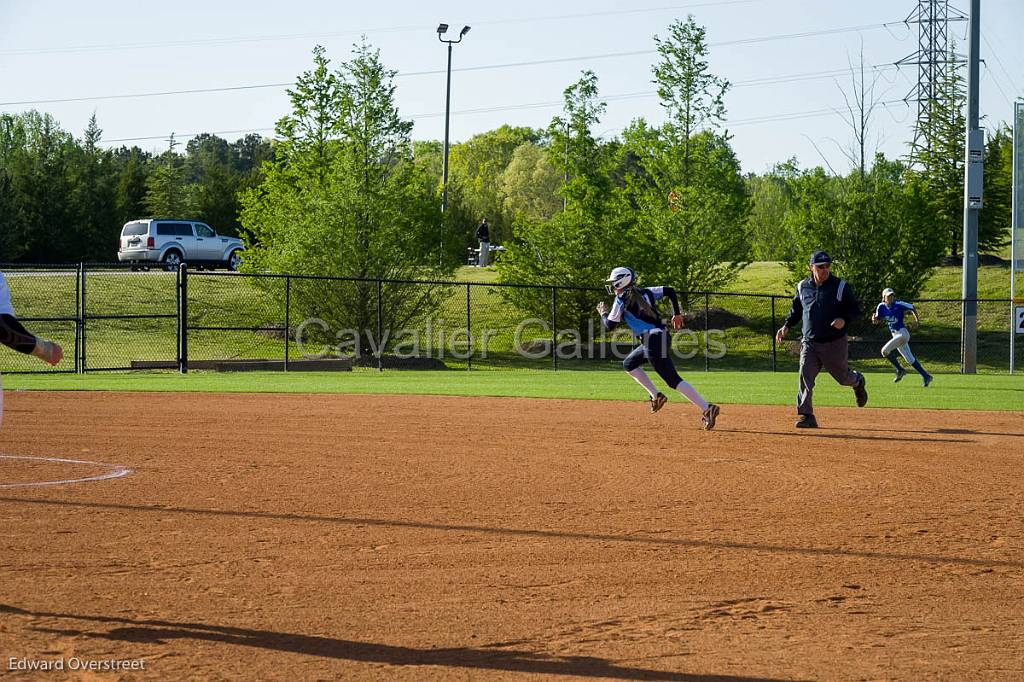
[
  {"x1": 156, "y1": 222, "x2": 194, "y2": 237},
  {"x1": 122, "y1": 223, "x2": 148, "y2": 236}
]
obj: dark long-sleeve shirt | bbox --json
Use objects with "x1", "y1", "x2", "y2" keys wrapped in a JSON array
[
  {"x1": 783, "y1": 274, "x2": 860, "y2": 343},
  {"x1": 0, "y1": 314, "x2": 37, "y2": 354}
]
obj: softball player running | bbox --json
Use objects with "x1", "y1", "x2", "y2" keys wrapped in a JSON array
[
  {"x1": 0, "y1": 271, "x2": 64, "y2": 429},
  {"x1": 597, "y1": 267, "x2": 719, "y2": 430},
  {"x1": 871, "y1": 287, "x2": 932, "y2": 386}
]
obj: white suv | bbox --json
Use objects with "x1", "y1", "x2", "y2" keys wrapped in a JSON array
[{"x1": 117, "y1": 219, "x2": 245, "y2": 271}]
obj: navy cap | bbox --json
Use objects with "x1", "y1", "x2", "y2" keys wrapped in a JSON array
[{"x1": 809, "y1": 250, "x2": 832, "y2": 265}]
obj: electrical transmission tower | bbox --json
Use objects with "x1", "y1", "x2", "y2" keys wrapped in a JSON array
[{"x1": 896, "y1": 0, "x2": 967, "y2": 161}]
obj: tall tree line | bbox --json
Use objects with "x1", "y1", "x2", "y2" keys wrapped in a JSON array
[{"x1": 0, "y1": 111, "x2": 272, "y2": 262}]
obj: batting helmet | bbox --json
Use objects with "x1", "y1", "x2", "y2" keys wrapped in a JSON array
[{"x1": 605, "y1": 266, "x2": 635, "y2": 295}]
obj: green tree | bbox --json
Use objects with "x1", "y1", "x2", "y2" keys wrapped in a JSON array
[
  {"x1": 497, "y1": 71, "x2": 623, "y2": 331},
  {"x1": 144, "y1": 135, "x2": 192, "y2": 217},
  {"x1": 498, "y1": 142, "x2": 563, "y2": 222},
  {"x1": 613, "y1": 16, "x2": 749, "y2": 299},
  {"x1": 68, "y1": 114, "x2": 119, "y2": 260},
  {"x1": 652, "y1": 15, "x2": 729, "y2": 186},
  {"x1": 1, "y1": 112, "x2": 77, "y2": 261},
  {"x1": 979, "y1": 125, "x2": 1012, "y2": 255},
  {"x1": 906, "y1": 44, "x2": 1005, "y2": 257},
  {"x1": 240, "y1": 42, "x2": 448, "y2": 355},
  {"x1": 618, "y1": 126, "x2": 750, "y2": 299},
  {"x1": 185, "y1": 134, "x2": 242, "y2": 234},
  {"x1": 783, "y1": 155, "x2": 944, "y2": 303},
  {"x1": 745, "y1": 159, "x2": 799, "y2": 261},
  {"x1": 112, "y1": 146, "x2": 152, "y2": 226},
  {"x1": 447, "y1": 125, "x2": 542, "y2": 245}
]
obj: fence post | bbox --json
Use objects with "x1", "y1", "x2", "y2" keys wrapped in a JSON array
[
  {"x1": 551, "y1": 286, "x2": 558, "y2": 370},
  {"x1": 771, "y1": 295, "x2": 777, "y2": 372},
  {"x1": 466, "y1": 283, "x2": 472, "y2": 371},
  {"x1": 376, "y1": 278, "x2": 383, "y2": 372},
  {"x1": 704, "y1": 292, "x2": 710, "y2": 372},
  {"x1": 178, "y1": 263, "x2": 188, "y2": 374},
  {"x1": 75, "y1": 263, "x2": 82, "y2": 374},
  {"x1": 80, "y1": 262, "x2": 88, "y2": 373},
  {"x1": 284, "y1": 276, "x2": 291, "y2": 372}
]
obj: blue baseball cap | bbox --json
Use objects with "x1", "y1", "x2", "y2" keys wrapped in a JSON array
[{"x1": 809, "y1": 250, "x2": 832, "y2": 265}]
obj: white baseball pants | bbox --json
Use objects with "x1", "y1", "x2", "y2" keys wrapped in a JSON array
[{"x1": 881, "y1": 328, "x2": 916, "y2": 363}]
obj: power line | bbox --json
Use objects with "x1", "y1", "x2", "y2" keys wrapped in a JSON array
[
  {"x1": 0, "y1": 0, "x2": 762, "y2": 57},
  {"x1": 0, "y1": 22, "x2": 898, "y2": 108},
  {"x1": 98, "y1": 94, "x2": 911, "y2": 146}
]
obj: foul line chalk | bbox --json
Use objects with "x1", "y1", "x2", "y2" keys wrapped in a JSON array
[{"x1": 0, "y1": 455, "x2": 133, "y2": 489}]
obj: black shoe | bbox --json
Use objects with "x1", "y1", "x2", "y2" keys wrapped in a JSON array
[
  {"x1": 923, "y1": 374, "x2": 933, "y2": 387},
  {"x1": 650, "y1": 392, "x2": 668, "y2": 413},
  {"x1": 894, "y1": 367, "x2": 906, "y2": 383},
  {"x1": 702, "y1": 404, "x2": 720, "y2": 431},
  {"x1": 796, "y1": 414, "x2": 818, "y2": 429},
  {"x1": 854, "y1": 376, "x2": 868, "y2": 407}
]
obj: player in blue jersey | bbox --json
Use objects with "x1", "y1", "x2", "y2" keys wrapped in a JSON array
[
  {"x1": 871, "y1": 287, "x2": 932, "y2": 386},
  {"x1": 597, "y1": 267, "x2": 719, "y2": 430}
]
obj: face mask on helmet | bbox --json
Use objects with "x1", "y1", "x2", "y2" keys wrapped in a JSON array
[{"x1": 605, "y1": 267, "x2": 635, "y2": 295}]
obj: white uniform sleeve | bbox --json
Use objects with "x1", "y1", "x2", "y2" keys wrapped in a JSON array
[
  {"x1": 0, "y1": 273, "x2": 14, "y2": 316},
  {"x1": 647, "y1": 286, "x2": 665, "y2": 300},
  {"x1": 607, "y1": 297, "x2": 624, "y2": 322}
]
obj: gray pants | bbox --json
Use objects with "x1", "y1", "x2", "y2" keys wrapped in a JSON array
[
  {"x1": 798, "y1": 336, "x2": 863, "y2": 415},
  {"x1": 478, "y1": 240, "x2": 490, "y2": 267}
]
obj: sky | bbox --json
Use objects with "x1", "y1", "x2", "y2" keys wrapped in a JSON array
[{"x1": 1, "y1": 0, "x2": 1022, "y2": 175}]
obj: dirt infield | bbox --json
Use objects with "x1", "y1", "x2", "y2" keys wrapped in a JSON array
[{"x1": 1, "y1": 391, "x2": 1022, "y2": 680}]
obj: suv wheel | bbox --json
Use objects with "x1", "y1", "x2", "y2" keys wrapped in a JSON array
[
  {"x1": 162, "y1": 250, "x2": 183, "y2": 271},
  {"x1": 227, "y1": 250, "x2": 243, "y2": 271}
]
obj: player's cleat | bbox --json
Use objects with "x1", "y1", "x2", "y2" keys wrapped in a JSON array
[
  {"x1": 795, "y1": 414, "x2": 818, "y2": 429},
  {"x1": 923, "y1": 374, "x2": 933, "y2": 387},
  {"x1": 650, "y1": 392, "x2": 668, "y2": 413},
  {"x1": 702, "y1": 403, "x2": 720, "y2": 431},
  {"x1": 894, "y1": 367, "x2": 906, "y2": 383},
  {"x1": 853, "y1": 375, "x2": 868, "y2": 407}
]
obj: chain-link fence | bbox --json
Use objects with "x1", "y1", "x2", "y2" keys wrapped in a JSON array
[{"x1": 2, "y1": 264, "x2": 1021, "y2": 374}]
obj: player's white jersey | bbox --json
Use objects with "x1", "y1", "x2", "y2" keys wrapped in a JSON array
[{"x1": 0, "y1": 272, "x2": 14, "y2": 316}]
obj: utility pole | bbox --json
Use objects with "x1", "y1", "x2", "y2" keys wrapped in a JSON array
[{"x1": 960, "y1": 0, "x2": 982, "y2": 373}]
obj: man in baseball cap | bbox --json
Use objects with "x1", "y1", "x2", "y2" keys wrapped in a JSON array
[
  {"x1": 809, "y1": 250, "x2": 832, "y2": 266},
  {"x1": 775, "y1": 250, "x2": 867, "y2": 428}
]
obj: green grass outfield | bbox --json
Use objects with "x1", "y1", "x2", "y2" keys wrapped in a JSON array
[{"x1": 3, "y1": 369, "x2": 1021, "y2": 412}]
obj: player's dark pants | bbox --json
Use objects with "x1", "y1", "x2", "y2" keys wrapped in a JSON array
[
  {"x1": 623, "y1": 330, "x2": 683, "y2": 389},
  {"x1": 797, "y1": 336, "x2": 863, "y2": 415}
]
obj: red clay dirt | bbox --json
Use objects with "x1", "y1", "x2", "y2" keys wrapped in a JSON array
[{"x1": 0, "y1": 391, "x2": 1022, "y2": 681}]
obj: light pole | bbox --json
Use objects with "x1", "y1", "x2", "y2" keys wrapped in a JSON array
[{"x1": 437, "y1": 23, "x2": 470, "y2": 260}]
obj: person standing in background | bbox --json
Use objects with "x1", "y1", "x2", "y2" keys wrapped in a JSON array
[{"x1": 475, "y1": 217, "x2": 490, "y2": 267}]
